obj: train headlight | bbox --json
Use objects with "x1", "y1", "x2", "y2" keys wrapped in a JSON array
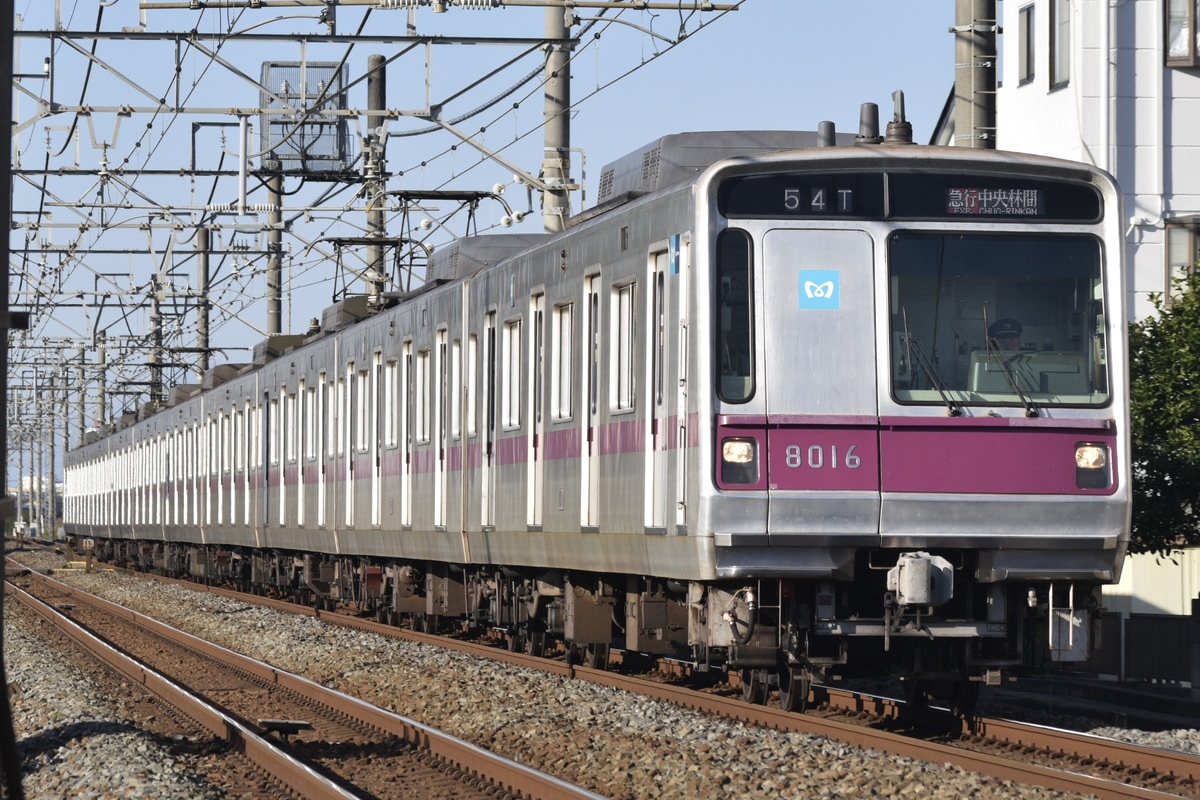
[
  {"x1": 1075, "y1": 443, "x2": 1110, "y2": 489},
  {"x1": 721, "y1": 438, "x2": 759, "y2": 485}
]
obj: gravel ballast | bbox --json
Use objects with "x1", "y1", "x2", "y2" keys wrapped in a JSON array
[{"x1": 6, "y1": 549, "x2": 1196, "y2": 799}]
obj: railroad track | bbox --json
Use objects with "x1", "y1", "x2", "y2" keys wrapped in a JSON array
[
  {"x1": 6, "y1": 567, "x2": 604, "y2": 800},
  {"x1": 12, "y1": 554, "x2": 1200, "y2": 799}
]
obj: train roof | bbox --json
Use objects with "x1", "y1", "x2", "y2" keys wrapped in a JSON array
[
  {"x1": 426, "y1": 232, "x2": 548, "y2": 283},
  {"x1": 594, "y1": 130, "x2": 855, "y2": 205}
]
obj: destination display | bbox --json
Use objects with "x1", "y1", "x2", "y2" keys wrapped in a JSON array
[{"x1": 718, "y1": 171, "x2": 1102, "y2": 222}]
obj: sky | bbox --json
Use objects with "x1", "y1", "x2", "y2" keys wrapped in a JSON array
[
  {"x1": 7, "y1": 0, "x2": 958, "y2": 424},
  {"x1": 576, "y1": 2, "x2": 956, "y2": 172}
]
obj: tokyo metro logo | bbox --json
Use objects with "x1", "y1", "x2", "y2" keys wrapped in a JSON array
[
  {"x1": 798, "y1": 270, "x2": 840, "y2": 310},
  {"x1": 804, "y1": 280, "x2": 834, "y2": 298}
]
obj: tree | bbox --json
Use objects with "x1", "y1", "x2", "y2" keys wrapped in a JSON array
[{"x1": 1128, "y1": 271, "x2": 1200, "y2": 555}]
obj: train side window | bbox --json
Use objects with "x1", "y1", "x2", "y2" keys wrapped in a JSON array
[
  {"x1": 385, "y1": 359, "x2": 399, "y2": 447},
  {"x1": 268, "y1": 401, "x2": 279, "y2": 466},
  {"x1": 716, "y1": 229, "x2": 755, "y2": 403},
  {"x1": 451, "y1": 338, "x2": 462, "y2": 440},
  {"x1": 304, "y1": 385, "x2": 316, "y2": 460},
  {"x1": 322, "y1": 374, "x2": 334, "y2": 460},
  {"x1": 437, "y1": 331, "x2": 448, "y2": 446},
  {"x1": 338, "y1": 369, "x2": 349, "y2": 457},
  {"x1": 357, "y1": 369, "x2": 372, "y2": 452},
  {"x1": 503, "y1": 319, "x2": 522, "y2": 428},
  {"x1": 286, "y1": 393, "x2": 298, "y2": 463},
  {"x1": 613, "y1": 281, "x2": 637, "y2": 412},
  {"x1": 416, "y1": 350, "x2": 431, "y2": 443},
  {"x1": 467, "y1": 334, "x2": 479, "y2": 437},
  {"x1": 552, "y1": 302, "x2": 574, "y2": 420}
]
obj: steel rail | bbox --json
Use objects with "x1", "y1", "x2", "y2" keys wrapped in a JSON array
[
  {"x1": 134, "y1": 572, "x2": 1198, "y2": 800},
  {"x1": 6, "y1": 579, "x2": 359, "y2": 800},
  {"x1": 10, "y1": 567, "x2": 607, "y2": 800}
]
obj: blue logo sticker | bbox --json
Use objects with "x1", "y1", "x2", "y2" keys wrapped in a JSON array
[{"x1": 798, "y1": 270, "x2": 840, "y2": 310}]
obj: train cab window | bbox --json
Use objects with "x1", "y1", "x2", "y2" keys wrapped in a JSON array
[
  {"x1": 888, "y1": 232, "x2": 1109, "y2": 409},
  {"x1": 716, "y1": 229, "x2": 755, "y2": 403}
]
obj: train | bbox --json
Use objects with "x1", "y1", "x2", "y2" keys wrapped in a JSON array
[{"x1": 63, "y1": 103, "x2": 1131, "y2": 714}]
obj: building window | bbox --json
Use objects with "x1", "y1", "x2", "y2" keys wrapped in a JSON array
[
  {"x1": 1168, "y1": 0, "x2": 1200, "y2": 66},
  {"x1": 1050, "y1": 0, "x2": 1070, "y2": 87},
  {"x1": 1166, "y1": 223, "x2": 1199, "y2": 302},
  {"x1": 1018, "y1": 5, "x2": 1035, "y2": 85}
]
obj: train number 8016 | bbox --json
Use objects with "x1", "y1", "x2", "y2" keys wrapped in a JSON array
[{"x1": 784, "y1": 444, "x2": 862, "y2": 470}]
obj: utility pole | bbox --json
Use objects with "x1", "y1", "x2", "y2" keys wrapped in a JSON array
[
  {"x1": 97, "y1": 330, "x2": 108, "y2": 428},
  {"x1": 149, "y1": 277, "x2": 163, "y2": 405},
  {"x1": 76, "y1": 350, "x2": 87, "y2": 448},
  {"x1": 367, "y1": 53, "x2": 388, "y2": 304},
  {"x1": 267, "y1": 174, "x2": 283, "y2": 336},
  {"x1": 953, "y1": 0, "x2": 998, "y2": 148},
  {"x1": 541, "y1": 7, "x2": 573, "y2": 232},
  {"x1": 197, "y1": 227, "x2": 211, "y2": 377}
]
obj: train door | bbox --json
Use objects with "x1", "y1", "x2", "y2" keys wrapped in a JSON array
[
  {"x1": 529, "y1": 293, "x2": 545, "y2": 528},
  {"x1": 645, "y1": 251, "x2": 668, "y2": 530},
  {"x1": 262, "y1": 397, "x2": 274, "y2": 530},
  {"x1": 758, "y1": 229, "x2": 881, "y2": 541},
  {"x1": 581, "y1": 273, "x2": 600, "y2": 529},
  {"x1": 346, "y1": 365, "x2": 356, "y2": 529},
  {"x1": 401, "y1": 342, "x2": 413, "y2": 527},
  {"x1": 372, "y1": 352, "x2": 383, "y2": 527},
  {"x1": 280, "y1": 388, "x2": 290, "y2": 528},
  {"x1": 675, "y1": 235, "x2": 690, "y2": 530},
  {"x1": 318, "y1": 375, "x2": 327, "y2": 528},
  {"x1": 435, "y1": 331, "x2": 448, "y2": 529},
  {"x1": 482, "y1": 312, "x2": 497, "y2": 528},
  {"x1": 297, "y1": 384, "x2": 306, "y2": 527}
]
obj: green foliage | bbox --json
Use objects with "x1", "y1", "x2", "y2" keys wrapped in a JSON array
[{"x1": 1128, "y1": 271, "x2": 1200, "y2": 555}]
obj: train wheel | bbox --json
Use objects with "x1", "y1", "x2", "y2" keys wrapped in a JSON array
[
  {"x1": 587, "y1": 643, "x2": 610, "y2": 670},
  {"x1": 526, "y1": 632, "x2": 546, "y2": 658},
  {"x1": 507, "y1": 633, "x2": 525, "y2": 653},
  {"x1": 778, "y1": 666, "x2": 811, "y2": 713},
  {"x1": 741, "y1": 669, "x2": 769, "y2": 705}
]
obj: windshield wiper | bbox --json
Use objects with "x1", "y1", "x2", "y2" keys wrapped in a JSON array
[
  {"x1": 902, "y1": 332, "x2": 961, "y2": 417},
  {"x1": 983, "y1": 336, "x2": 1040, "y2": 418},
  {"x1": 900, "y1": 310, "x2": 960, "y2": 417}
]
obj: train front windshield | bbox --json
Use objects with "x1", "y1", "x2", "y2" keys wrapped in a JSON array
[{"x1": 888, "y1": 232, "x2": 1109, "y2": 408}]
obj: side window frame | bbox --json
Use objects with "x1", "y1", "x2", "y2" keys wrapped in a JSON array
[
  {"x1": 1018, "y1": 4, "x2": 1036, "y2": 86},
  {"x1": 1168, "y1": 0, "x2": 1200, "y2": 67}
]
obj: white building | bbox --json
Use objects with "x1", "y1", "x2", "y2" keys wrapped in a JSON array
[
  {"x1": 996, "y1": 0, "x2": 1200, "y2": 618},
  {"x1": 997, "y1": 0, "x2": 1200, "y2": 319}
]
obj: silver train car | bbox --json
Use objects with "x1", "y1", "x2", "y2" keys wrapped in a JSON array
[{"x1": 64, "y1": 122, "x2": 1130, "y2": 712}]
